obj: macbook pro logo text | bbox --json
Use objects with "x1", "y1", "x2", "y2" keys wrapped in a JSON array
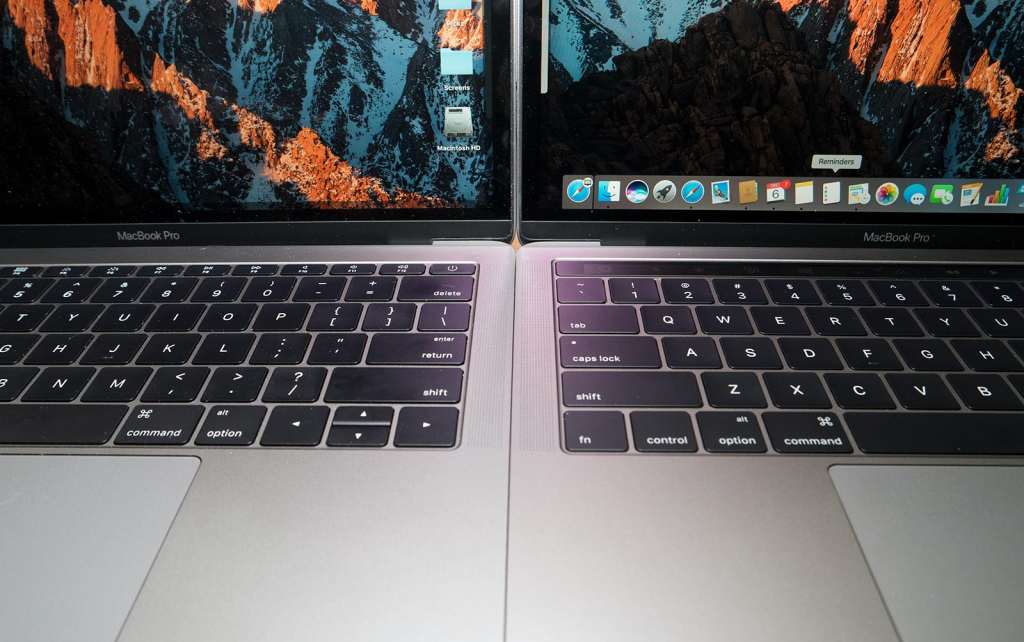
[
  {"x1": 862, "y1": 231, "x2": 933, "y2": 245},
  {"x1": 115, "y1": 230, "x2": 182, "y2": 242}
]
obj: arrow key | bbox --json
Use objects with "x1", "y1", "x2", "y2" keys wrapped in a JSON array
[
  {"x1": 333, "y1": 406, "x2": 394, "y2": 426},
  {"x1": 327, "y1": 425, "x2": 390, "y2": 447},
  {"x1": 260, "y1": 406, "x2": 329, "y2": 446},
  {"x1": 394, "y1": 407, "x2": 459, "y2": 448}
]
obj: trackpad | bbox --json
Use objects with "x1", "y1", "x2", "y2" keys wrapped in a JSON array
[
  {"x1": 0, "y1": 456, "x2": 198, "y2": 642},
  {"x1": 831, "y1": 465, "x2": 1024, "y2": 642}
]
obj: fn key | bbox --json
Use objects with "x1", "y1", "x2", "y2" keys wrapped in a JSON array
[{"x1": 564, "y1": 411, "x2": 627, "y2": 452}]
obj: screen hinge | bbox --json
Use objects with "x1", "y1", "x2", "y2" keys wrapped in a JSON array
[{"x1": 432, "y1": 239, "x2": 503, "y2": 246}]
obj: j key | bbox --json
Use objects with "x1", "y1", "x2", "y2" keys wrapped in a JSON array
[
  {"x1": 696, "y1": 306, "x2": 752, "y2": 335},
  {"x1": 869, "y1": 280, "x2": 926, "y2": 306},
  {"x1": 817, "y1": 280, "x2": 875, "y2": 306},
  {"x1": 556, "y1": 278, "x2": 606, "y2": 304},
  {"x1": 913, "y1": 308, "x2": 980, "y2": 337},
  {"x1": 429, "y1": 263, "x2": 475, "y2": 275},
  {"x1": 630, "y1": 412, "x2": 697, "y2": 453},
  {"x1": 81, "y1": 334, "x2": 145, "y2": 365},
  {"x1": 721, "y1": 338, "x2": 781, "y2": 369},
  {"x1": 558, "y1": 306, "x2": 638, "y2": 334},
  {"x1": 663, "y1": 337, "x2": 722, "y2": 369},
  {"x1": 419, "y1": 304, "x2": 472, "y2": 332},
  {"x1": 202, "y1": 367, "x2": 268, "y2": 403},
  {"x1": 893, "y1": 339, "x2": 963, "y2": 371},
  {"x1": 951, "y1": 340, "x2": 1023, "y2": 372},
  {"x1": 398, "y1": 276, "x2": 474, "y2": 302},
  {"x1": 262, "y1": 367, "x2": 327, "y2": 403},
  {"x1": 40, "y1": 304, "x2": 102, "y2": 332},
  {"x1": 81, "y1": 367, "x2": 152, "y2": 402},
  {"x1": 825, "y1": 373, "x2": 895, "y2": 409},
  {"x1": 243, "y1": 277, "x2": 296, "y2": 302},
  {"x1": 195, "y1": 406, "x2": 266, "y2": 446},
  {"x1": 837, "y1": 338, "x2": 903, "y2": 371},
  {"x1": 805, "y1": 307, "x2": 867, "y2": 336},
  {"x1": 884, "y1": 374, "x2": 960, "y2": 410},
  {"x1": 947, "y1": 375, "x2": 1023, "y2": 410},
  {"x1": 260, "y1": 406, "x2": 329, "y2": 446},
  {"x1": 331, "y1": 264, "x2": 376, "y2": 276},
  {"x1": 0, "y1": 404, "x2": 127, "y2": 445},
  {"x1": 971, "y1": 281, "x2": 1024, "y2": 307},
  {"x1": 191, "y1": 277, "x2": 246, "y2": 302},
  {"x1": 369, "y1": 334, "x2": 467, "y2": 366},
  {"x1": 91, "y1": 278, "x2": 150, "y2": 303},
  {"x1": 697, "y1": 411, "x2": 766, "y2": 453},
  {"x1": 713, "y1": 279, "x2": 766, "y2": 304},
  {"x1": 42, "y1": 278, "x2": 101, "y2": 303},
  {"x1": 199, "y1": 304, "x2": 257, "y2": 332},
  {"x1": 0, "y1": 367, "x2": 38, "y2": 401},
  {"x1": 193, "y1": 334, "x2": 255, "y2": 365},
  {"x1": 89, "y1": 265, "x2": 135, "y2": 278},
  {"x1": 294, "y1": 277, "x2": 347, "y2": 302},
  {"x1": 969, "y1": 309, "x2": 1024, "y2": 338},
  {"x1": 763, "y1": 413, "x2": 852, "y2": 454},
  {"x1": 661, "y1": 279, "x2": 713, "y2": 304},
  {"x1": 145, "y1": 304, "x2": 204, "y2": 332},
  {"x1": 765, "y1": 280, "x2": 821, "y2": 305},
  {"x1": 250, "y1": 333, "x2": 310, "y2": 365},
  {"x1": 0, "y1": 279, "x2": 53, "y2": 303},
  {"x1": 282, "y1": 264, "x2": 328, "y2": 276},
  {"x1": 25, "y1": 334, "x2": 92, "y2": 365},
  {"x1": 141, "y1": 278, "x2": 198, "y2": 303},
  {"x1": 778, "y1": 338, "x2": 843, "y2": 370},
  {"x1": 307, "y1": 303, "x2": 362, "y2": 331},
  {"x1": 860, "y1": 308, "x2": 923, "y2": 336},
  {"x1": 362, "y1": 303, "x2": 416, "y2": 332},
  {"x1": 184, "y1": 265, "x2": 231, "y2": 277},
  {"x1": 346, "y1": 276, "x2": 398, "y2": 302},
  {"x1": 0, "y1": 334, "x2": 39, "y2": 364},
  {"x1": 232, "y1": 264, "x2": 278, "y2": 276},
  {"x1": 847, "y1": 412, "x2": 1024, "y2": 455},
  {"x1": 137, "y1": 334, "x2": 201, "y2": 365},
  {"x1": 763, "y1": 373, "x2": 831, "y2": 409},
  {"x1": 559, "y1": 336, "x2": 659, "y2": 369},
  {"x1": 22, "y1": 367, "x2": 95, "y2": 402},
  {"x1": 43, "y1": 266, "x2": 88, "y2": 278},
  {"x1": 920, "y1": 281, "x2": 981, "y2": 307},
  {"x1": 0, "y1": 266, "x2": 39, "y2": 277},
  {"x1": 751, "y1": 307, "x2": 810, "y2": 335},
  {"x1": 92, "y1": 304, "x2": 154, "y2": 332},
  {"x1": 563, "y1": 411, "x2": 627, "y2": 452},
  {"x1": 702, "y1": 372, "x2": 767, "y2": 408},
  {"x1": 140, "y1": 367, "x2": 209, "y2": 403},
  {"x1": 0, "y1": 305, "x2": 52, "y2": 332},
  {"x1": 253, "y1": 304, "x2": 310, "y2": 331},
  {"x1": 380, "y1": 264, "x2": 425, "y2": 276},
  {"x1": 326, "y1": 368, "x2": 463, "y2": 404},
  {"x1": 115, "y1": 405, "x2": 204, "y2": 446},
  {"x1": 393, "y1": 407, "x2": 460, "y2": 448},
  {"x1": 608, "y1": 278, "x2": 660, "y2": 304},
  {"x1": 137, "y1": 265, "x2": 183, "y2": 277},
  {"x1": 308, "y1": 334, "x2": 367, "y2": 365}
]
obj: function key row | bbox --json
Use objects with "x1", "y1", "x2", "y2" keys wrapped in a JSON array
[{"x1": 1, "y1": 263, "x2": 476, "y2": 279}]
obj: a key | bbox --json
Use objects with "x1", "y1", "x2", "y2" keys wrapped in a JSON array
[
  {"x1": 763, "y1": 373, "x2": 831, "y2": 409},
  {"x1": 346, "y1": 276, "x2": 398, "y2": 302},
  {"x1": 183, "y1": 265, "x2": 231, "y2": 277},
  {"x1": 555, "y1": 278, "x2": 605, "y2": 304},
  {"x1": 193, "y1": 334, "x2": 255, "y2": 365},
  {"x1": 848, "y1": 412, "x2": 1024, "y2": 454},
  {"x1": 948, "y1": 374, "x2": 1023, "y2": 410},
  {"x1": 720, "y1": 338, "x2": 782, "y2": 369},
  {"x1": 558, "y1": 306, "x2": 638, "y2": 334},
  {"x1": 696, "y1": 412, "x2": 766, "y2": 453},
  {"x1": 563, "y1": 411, "x2": 627, "y2": 452},
  {"x1": 199, "y1": 304, "x2": 257, "y2": 332},
  {"x1": 308, "y1": 334, "x2": 367, "y2": 365},
  {"x1": 253, "y1": 304, "x2": 310, "y2": 331},
  {"x1": 662, "y1": 337, "x2": 722, "y2": 369},
  {"x1": 869, "y1": 280, "x2": 926, "y2": 306},
  {"x1": 141, "y1": 278, "x2": 198, "y2": 303},
  {"x1": 282, "y1": 264, "x2": 328, "y2": 276},
  {"x1": 362, "y1": 303, "x2": 416, "y2": 332},
  {"x1": 640, "y1": 306, "x2": 695, "y2": 334},
  {"x1": 0, "y1": 404, "x2": 127, "y2": 444},
  {"x1": 137, "y1": 334, "x2": 201, "y2": 365},
  {"x1": 952, "y1": 340, "x2": 1023, "y2": 372},
  {"x1": 920, "y1": 281, "x2": 981, "y2": 307},
  {"x1": 971, "y1": 282, "x2": 1024, "y2": 307},
  {"x1": 817, "y1": 280, "x2": 875, "y2": 306},
  {"x1": 0, "y1": 367, "x2": 38, "y2": 401},
  {"x1": 702, "y1": 372, "x2": 767, "y2": 408},
  {"x1": 260, "y1": 406, "x2": 329, "y2": 446},
  {"x1": 893, "y1": 339, "x2": 963, "y2": 371},
  {"x1": 429, "y1": 263, "x2": 475, "y2": 275},
  {"x1": 393, "y1": 407, "x2": 459, "y2": 448},
  {"x1": 713, "y1": 279, "x2": 767, "y2": 304},
  {"x1": 145, "y1": 304, "x2": 204, "y2": 332},
  {"x1": 559, "y1": 336, "x2": 659, "y2": 369},
  {"x1": 293, "y1": 277, "x2": 347, "y2": 302},
  {"x1": 136, "y1": 265, "x2": 183, "y2": 277},
  {"x1": 0, "y1": 334, "x2": 39, "y2": 364},
  {"x1": 630, "y1": 412, "x2": 697, "y2": 452},
  {"x1": 25, "y1": 334, "x2": 92, "y2": 365},
  {"x1": 824, "y1": 373, "x2": 895, "y2": 409},
  {"x1": 191, "y1": 277, "x2": 246, "y2": 302},
  {"x1": 325, "y1": 368, "x2": 463, "y2": 404},
  {"x1": 778, "y1": 338, "x2": 843, "y2": 370},
  {"x1": 22, "y1": 367, "x2": 95, "y2": 402},
  {"x1": 763, "y1": 413, "x2": 852, "y2": 453},
  {"x1": 81, "y1": 367, "x2": 152, "y2": 402},
  {"x1": 913, "y1": 308, "x2": 980, "y2": 337},
  {"x1": 80, "y1": 334, "x2": 145, "y2": 365},
  {"x1": 805, "y1": 307, "x2": 867, "y2": 336},
  {"x1": 39, "y1": 304, "x2": 103, "y2": 333},
  {"x1": 884, "y1": 374, "x2": 960, "y2": 410},
  {"x1": 249, "y1": 333, "x2": 310, "y2": 365},
  {"x1": 764, "y1": 280, "x2": 821, "y2": 305},
  {"x1": 860, "y1": 308, "x2": 923, "y2": 336},
  {"x1": 115, "y1": 405, "x2": 204, "y2": 445},
  {"x1": 307, "y1": 303, "x2": 362, "y2": 331},
  {"x1": 381, "y1": 264, "x2": 426, "y2": 276},
  {"x1": 397, "y1": 276, "x2": 473, "y2": 302},
  {"x1": 661, "y1": 279, "x2": 713, "y2": 304},
  {"x1": 242, "y1": 277, "x2": 296, "y2": 302},
  {"x1": 331, "y1": 264, "x2": 376, "y2": 276},
  {"x1": 202, "y1": 367, "x2": 268, "y2": 403},
  {"x1": 232, "y1": 264, "x2": 279, "y2": 277},
  {"x1": 969, "y1": 309, "x2": 1024, "y2": 338},
  {"x1": 0, "y1": 305, "x2": 53, "y2": 332},
  {"x1": 368, "y1": 334, "x2": 468, "y2": 366},
  {"x1": 42, "y1": 278, "x2": 101, "y2": 303},
  {"x1": 91, "y1": 278, "x2": 150, "y2": 303},
  {"x1": 92, "y1": 304, "x2": 155, "y2": 332},
  {"x1": 0, "y1": 278, "x2": 54, "y2": 303},
  {"x1": 419, "y1": 304, "x2": 472, "y2": 332},
  {"x1": 696, "y1": 306, "x2": 752, "y2": 334},
  {"x1": 195, "y1": 406, "x2": 266, "y2": 446},
  {"x1": 562, "y1": 372, "x2": 700, "y2": 407},
  {"x1": 141, "y1": 367, "x2": 210, "y2": 402},
  {"x1": 608, "y1": 278, "x2": 660, "y2": 304},
  {"x1": 262, "y1": 367, "x2": 327, "y2": 403},
  {"x1": 751, "y1": 307, "x2": 810, "y2": 335}
]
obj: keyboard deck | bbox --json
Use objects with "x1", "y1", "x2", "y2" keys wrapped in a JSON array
[
  {"x1": 554, "y1": 261, "x2": 1024, "y2": 456},
  {"x1": 0, "y1": 262, "x2": 476, "y2": 448}
]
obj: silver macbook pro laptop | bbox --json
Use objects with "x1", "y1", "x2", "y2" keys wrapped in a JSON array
[
  {"x1": 510, "y1": 1, "x2": 1024, "y2": 641},
  {"x1": 0, "y1": 1, "x2": 513, "y2": 641}
]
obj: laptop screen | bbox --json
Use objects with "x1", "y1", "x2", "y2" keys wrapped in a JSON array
[
  {"x1": 0, "y1": 0, "x2": 508, "y2": 223},
  {"x1": 521, "y1": 0, "x2": 1022, "y2": 225}
]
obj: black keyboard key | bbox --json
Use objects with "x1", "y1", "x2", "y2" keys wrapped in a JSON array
[
  {"x1": 40, "y1": 304, "x2": 103, "y2": 332},
  {"x1": 837, "y1": 338, "x2": 904, "y2": 371},
  {"x1": 697, "y1": 411, "x2": 766, "y2": 453},
  {"x1": 333, "y1": 406, "x2": 394, "y2": 425},
  {"x1": 920, "y1": 281, "x2": 981, "y2": 307},
  {"x1": 0, "y1": 266, "x2": 39, "y2": 277},
  {"x1": 81, "y1": 367, "x2": 152, "y2": 402},
  {"x1": 0, "y1": 404, "x2": 126, "y2": 444},
  {"x1": 696, "y1": 306, "x2": 752, "y2": 335},
  {"x1": 91, "y1": 278, "x2": 150, "y2": 303},
  {"x1": 202, "y1": 367, "x2": 268, "y2": 403},
  {"x1": 0, "y1": 305, "x2": 53, "y2": 332},
  {"x1": 282, "y1": 264, "x2": 328, "y2": 276},
  {"x1": 817, "y1": 280, "x2": 875, "y2": 306},
  {"x1": 847, "y1": 412, "x2": 1024, "y2": 454},
  {"x1": 556, "y1": 278, "x2": 605, "y2": 304},
  {"x1": 250, "y1": 333, "x2": 310, "y2": 365},
  {"x1": 721, "y1": 337, "x2": 781, "y2": 369},
  {"x1": 42, "y1": 278, "x2": 101, "y2": 303},
  {"x1": 562, "y1": 372, "x2": 700, "y2": 407},
  {"x1": 559, "y1": 336, "x2": 659, "y2": 369},
  {"x1": 972, "y1": 281, "x2": 1024, "y2": 307},
  {"x1": 22, "y1": 367, "x2": 94, "y2": 401},
  {"x1": 763, "y1": 373, "x2": 831, "y2": 409},
  {"x1": 141, "y1": 367, "x2": 210, "y2": 402},
  {"x1": 661, "y1": 278, "x2": 713, "y2": 304},
  {"x1": 885, "y1": 374, "x2": 960, "y2": 410},
  {"x1": 193, "y1": 334, "x2": 255, "y2": 365},
  {"x1": 331, "y1": 264, "x2": 376, "y2": 276},
  {"x1": 640, "y1": 306, "x2": 695, "y2": 334},
  {"x1": 663, "y1": 337, "x2": 722, "y2": 369},
  {"x1": 326, "y1": 368, "x2": 463, "y2": 404},
  {"x1": 608, "y1": 278, "x2": 660, "y2": 304},
  {"x1": 81, "y1": 334, "x2": 145, "y2": 365},
  {"x1": 346, "y1": 276, "x2": 398, "y2": 302},
  {"x1": 0, "y1": 278, "x2": 53, "y2": 303},
  {"x1": 199, "y1": 304, "x2": 257, "y2": 332},
  {"x1": 293, "y1": 277, "x2": 347, "y2": 302},
  {"x1": 630, "y1": 411, "x2": 697, "y2": 452},
  {"x1": 948, "y1": 374, "x2": 1023, "y2": 410},
  {"x1": 869, "y1": 280, "x2": 926, "y2": 306},
  {"x1": 260, "y1": 406, "x2": 329, "y2": 446},
  {"x1": 362, "y1": 303, "x2": 416, "y2": 332},
  {"x1": 380, "y1": 263, "x2": 425, "y2": 276},
  {"x1": 765, "y1": 279, "x2": 821, "y2": 305},
  {"x1": 751, "y1": 307, "x2": 810, "y2": 336},
  {"x1": 860, "y1": 308, "x2": 923, "y2": 337},
  {"x1": 893, "y1": 339, "x2": 963, "y2": 371},
  {"x1": 713, "y1": 279, "x2": 766, "y2": 304},
  {"x1": 369, "y1": 334, "x2": 468, "y2": 366},
  {"x1": 137, "y1": 334, "x2": 201, "y2": 365},
  {"x1": 141, "y1": 278, "x2": 198, "y2": 303},
  {"x1": 136, "y1": 265, "x2": 183, "y2": 277},
  {"x1": 307, "y1": 303, "x2": 362, "y2": 331},
  {"x1": 398, "y1": 276, "x2": 473, "y2": 302},
  {"x1": 145, "y1": 304, "x2": 204, "y2": 332},
  {"x1": 195, "y1": 406, "x2": 266, "y2": 446},
  {"x1": 824, "y1": 373, "x2": 895, "y2": 409},
  {"x1": 327, "y1": 424, "x2": 390, "y2": 447},
  {"x1": 191, "y1": 277, "x2": 246, "y2": 302},
  {"x1": 25, "y1": 334, "x2": 92, "y2": 365},
  {"x1": 969, "y1": 309, "x2": 1024, "y2": 338},
  {"x1": 253, "y1": 304, "x2": 310, "y2": 331},
  {"x1": 805, "y1": 307, "x2": 866, "y2": 336},
  {"x1": 394, "y1": 407, "x2": 459, "y2": 448},
  {"x1": 952, "y1": 340, "x2": 1023, "y2": 372},
  {"x1": 308, "y1": 334, "x2": 367, "y2": 365},
  {"x1": 913, "y1": 308, "x2": 980, "y2": 337},
  {"x1": 778, "y1": 338, "x2": 842, "y2": 370},
  {"x1": 558, "y1": 306, "x2": 638, "y2": 334},
  {"x1": 115, "y1": 405, "x2": 204, "y2": 445},
  {"x1": 0, "y1": 367, "x2": 38, "y2": 401},
  {"x1": 419, "y1": 304, "x2": 472, "y2": 332},
  {"x1": 92, "y1": 304, "x2": 154, "y2": 332},
  {"x1": 43, "y1": 266, "x2": 88, "y2": 278},
  {"x1": 702, "y1": 372, "x2": 766, "y2": 408},
  {"x1": 764, "y1": 412, "x2": 852, "y2": 453},
  {"x1": 242, "y1": 277, "x2": 296, "y2": 302},
  {"x1": 184, "y1": 265, "x2": 231, "y2": 277},
  {"x1": 262, "y1": 367, "x2": 327, "y2": 403},
  {"x1": 0, "y1": 334, "x2": 39, "y2": 364},
  {"x1": 563, "y1": 411, "x2": 627, "y2": 452},
  {"x1": 90, "y1": 265, "x2": 136, "y2": 278},
  {"x1": 429, "y1": 263, "x2": 475, "y2": 275},
  {"x1": 233, "y1": 264, "x2": 278, "y2": 276}
]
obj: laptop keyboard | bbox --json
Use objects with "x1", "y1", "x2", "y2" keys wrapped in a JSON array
[
  {"x1": 0, "y1": 262, "x2": 476, "y2": 448},
  {"x1": 554, "y1": 261, "x2": 1024, "y2": 456}
]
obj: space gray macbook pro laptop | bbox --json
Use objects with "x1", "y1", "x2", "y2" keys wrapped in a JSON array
[
  {"x1": 0, "y1": 1, "x2": 513, "y2": 640},
  {"x1": 509, "y1": 1, "x2": 1024, "y2": 641}
]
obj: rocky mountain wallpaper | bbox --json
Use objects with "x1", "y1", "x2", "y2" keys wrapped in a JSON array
[
  {"x1": 0, "y1": 0, "x2": 488, "y2": 214},
  {"x1": 541, "y1": 0, "x2": 1022, "y2": 181}
]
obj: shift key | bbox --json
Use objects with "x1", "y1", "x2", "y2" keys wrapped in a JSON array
[
  {"x1": 562, "y1": 372, "x2": 701, "y2": 407},
  {"x1": 326, "y1": 368, "x2": 463, "y2": 403}
]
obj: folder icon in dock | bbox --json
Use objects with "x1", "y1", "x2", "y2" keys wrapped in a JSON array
[{"x1": 440, "y1": 48, "x2": 474, "y2": 75}]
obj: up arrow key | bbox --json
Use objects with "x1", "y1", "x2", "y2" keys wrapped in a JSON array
[{"x1": 422, "y1": 422, "x2": 431, "y2": 429}]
